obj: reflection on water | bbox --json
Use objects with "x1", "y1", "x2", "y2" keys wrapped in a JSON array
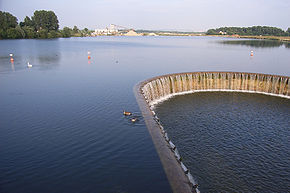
[
  {"x1": 220, "y1": 39, "x2": 290, "y2": 48},
  {"x1": 0, "y1": 39, "x2": 61, "y2": 72}
]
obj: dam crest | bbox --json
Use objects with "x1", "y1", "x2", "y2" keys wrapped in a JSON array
[{"x1": 141, "y1": 72, "x2": 289, "y2": 106}]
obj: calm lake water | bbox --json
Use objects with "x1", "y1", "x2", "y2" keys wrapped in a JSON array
[
  {"x1": 0, "y1": 37, "x2": 289, "y2": 193},
  {"x1": 155, "y1": 92, "x2": 290, "y2": 193}
]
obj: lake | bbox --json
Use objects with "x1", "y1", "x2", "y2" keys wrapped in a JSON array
[{"x1": 0, "y1": 37, "x2": 289, "y2": 193}]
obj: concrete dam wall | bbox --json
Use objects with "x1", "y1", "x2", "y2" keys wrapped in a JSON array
[
  {"x1": 134, "y1": 72, "x2": 289, "y2": 193},
  {"x1": 141, "y1": 72, "x2": 289, "y2": 105}
]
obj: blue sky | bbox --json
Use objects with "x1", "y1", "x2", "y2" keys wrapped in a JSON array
[{"x1": 1, "y1": 0, "x2": 289, "y2": 31}]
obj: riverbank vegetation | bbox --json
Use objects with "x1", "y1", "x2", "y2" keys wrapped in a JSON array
[
  {"x1": 0, "y1": 10, "x2": 92, "y2": 39},
  {"x1": 1, "y1": 10, "x2": 290, "y2": 40},
  {"x1": 206, "y1": 26, "x2": 290, "y2": 37}
]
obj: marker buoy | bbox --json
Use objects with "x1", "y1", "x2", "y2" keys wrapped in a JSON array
[
  {"x1": 88, "y1": 51, "x2": 91, "y2": 59},
  {"x1": 250, "y1": 51, "x2": 254, "y2": 56},
  {"x1": 10, "y1": 54, "x2": 14, "y2": 62}
]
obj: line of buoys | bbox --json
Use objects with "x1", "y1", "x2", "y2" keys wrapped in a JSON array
[{"x1": 146, "y1": 93, "x2": 199, "y2": 193}]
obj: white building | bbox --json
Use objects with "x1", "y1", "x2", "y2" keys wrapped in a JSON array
[{"x1": 93, "y1": 24, "x2": 118, "y2": 35}]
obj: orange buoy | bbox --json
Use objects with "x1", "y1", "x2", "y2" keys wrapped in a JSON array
[
  {"x1": 250, "y1": 51, "x2": 254, "y2": 56},
  {"x1": 10, "y1": 58, "x2": 14, "y2": 62},
  {"x1": 87, "y1": 51, "x2": 91, "y2": 59}
]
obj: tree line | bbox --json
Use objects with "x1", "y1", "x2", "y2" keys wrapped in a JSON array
[
  {"x1": 0, "y1": 10, "x2": 93, "y2": 39},
  {"x1": 206, "y1": 26, "x2": 290, "y2": 36}
]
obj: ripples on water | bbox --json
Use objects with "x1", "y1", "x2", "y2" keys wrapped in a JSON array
[
  {"x1": 155, "y1": 92, "x2": 290, "y2": 193},
  {"x1": 0, "y1": 37, "x2": 289, "y2": 193},
  {"x1": 0, "y1": 38, "x2": 173, "y2": 193}
]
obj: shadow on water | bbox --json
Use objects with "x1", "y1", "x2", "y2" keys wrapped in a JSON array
[{"x1": 219, "y1": 39, "x2": 290, "y2": 49}]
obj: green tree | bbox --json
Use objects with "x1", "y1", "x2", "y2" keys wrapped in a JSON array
[
  {"x1": 47, "y1": 30, "x2": 59, "y2": 38},
  {"x1": 32, "y1": 10, "x2": 59, "y2": 31},
  {"x1": 206, "y1": 26, "x2": 288, "y2": 36},
  {"x1": 15, "y1": 25, "x2": 25, "y2": 38},
  {"x1": 0, "y1": 29, "x2": 7, "y2": 39},
  {"x1": 0, "y1": 11, "x2": 18, "y2": 39},
  {"x1": 206, "y1": 29, "x2": 218, "y2": 35},
  {"x1": 37, "y1": 29, "x2": 48, "y2": 39},
  {"x1": 0, "y1": 11, "x2": 18, "y2": 30},
  {"x1": 286, "y1": 28, "x2": 290, "y2": 36},
  {"x1": 73, "y1": 26, "x2": 79, "y2": 34},
  {"x1": 6, "y1": 28, "x2": 22, "y2": 39},
  {"x1": 20, "y1": 16, "x2": 34, "y2": 28},
  {"x1": 61, "y1": 27, "x2": 72, "y2": 38},
  {"x1": 22, "y1": 26, "x2": 36, "y2": 38}
]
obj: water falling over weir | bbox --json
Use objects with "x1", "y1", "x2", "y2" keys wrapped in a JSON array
[
  {"x1": 142, "y1": 72, "x2": 289, "y2": 106},
  {"x1": 134, "y1": 72, "x2": 289, "y2": 193}
]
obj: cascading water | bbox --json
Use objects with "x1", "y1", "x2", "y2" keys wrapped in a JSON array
[{"x1": 142, "y1": 72, "x2": 289, "y2": 106}]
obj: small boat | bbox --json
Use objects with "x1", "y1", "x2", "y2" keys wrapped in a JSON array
[
  {"x1": 27, "y1": 62, "x2": 32, "y2": 68},
  {"x1": 123, "y1": 110, "x2": 132, "y2": 116}
]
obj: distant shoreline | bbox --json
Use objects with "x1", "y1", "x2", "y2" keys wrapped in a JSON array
[
  {"x1": 1, "y1": 32, "x2": 290, "y2": 42},
  {"x1": 206, "y1": 35, "x2": 290, "y2": 42}
]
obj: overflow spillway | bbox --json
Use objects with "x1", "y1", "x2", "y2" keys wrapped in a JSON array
[
  {"x1": 134, "y1": 72, "x2": 289, "y2": 193},
  {"x1": 142, "y1": 72, "x2": 289, "y2": 106}
]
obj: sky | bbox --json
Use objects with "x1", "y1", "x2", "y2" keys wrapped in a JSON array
[{"x1": 0, "y1": 0, "x2": 289, "y2": 32}]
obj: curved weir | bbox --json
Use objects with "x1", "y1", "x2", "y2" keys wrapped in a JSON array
[{"x1": 134, "y1": 72, "x2": 289, "y2": 193}]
